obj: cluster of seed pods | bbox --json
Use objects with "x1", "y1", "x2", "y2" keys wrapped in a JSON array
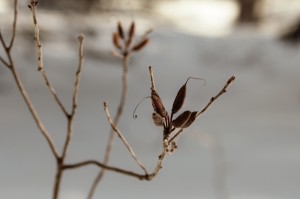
[
  {"x1": 150, "y1": 75, "x2": 205, "y2": 138},
  {"x1": 112, "y1": 21, "x2": 150, "y2": 56}
]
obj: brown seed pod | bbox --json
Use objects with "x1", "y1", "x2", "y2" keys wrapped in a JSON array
[
  {"x1": 117, "y1": 21, "x2": 124, "y2": 39},
  {"x1": 112, "y1": 32, "x2": 122, "y2": 49},
  {"x1": 132, "y1": 38, "x2": 149, "y2": 51},
  {"x1": 171, "y1": 83, "x2": 186, "y2": 119},
  {"x1": 171, "y1": 77, "x2": 205, "y2": 120},
  {"x1": 128, "y1": 21, "x2": 135, "y2": 42},
  {"x1": 125, "y1": 22, "x2": 135, "y2": 49},
  {"x1": 182, "y1": 111, "x2": 197, "y2": 128},
  {"x1": 152, "y1": 112, "x2": 165, "y2": 126},
  {"x1": 172, "y1": 110, "x2": 191, "y2": 128},
  {"x1": 151, "y1": 90, "x2": 167, "y2": 118}
]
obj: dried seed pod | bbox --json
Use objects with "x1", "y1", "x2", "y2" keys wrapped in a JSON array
[
  {"x1": 171, "y1": 81, "x2": 188, "y2": 119},
  {"x1": 182, "y1": 111, "x2": 197, "y2": 128},
  {"x1": 151, "y1": 90, "x2": 167, "y2": 118},
  {"x1": 171, "y1": 77, "x2": 205, "y2": 119},
  {"x1": 132, "y1": 38, "x2": 149, "y2": 51},
  {"x1": 117, "y1": 21, "x2": 124, "y2": 39},
  {"x1": 152, "y1": 112, "x2": 164, "y2": 126},
  {"x1": 172, "y1": 110, "x2": 191, "y2": 128},
  {"x1": 112, "y1": 32, "x2": 122, "y2": 49},
  {"x1": 128, "y1": 21, "x2": 135, "y2": 41},
  {"x1": 125, "y1": 21, "x2": 135, "y2": 49}
]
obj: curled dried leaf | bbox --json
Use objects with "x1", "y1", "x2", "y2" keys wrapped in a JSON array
[
  {"x1": 172, "y1": 110, "x2": 191, "y2": 128},
  {"x1": 117, "y1": 21, "x2": 124, "y2": 39},
  {"x1": 182, "y1": 111, "x2": 197, "y2": 128},
  {"x1": 132, "y1": 39, "x2": 149, "y2": 51},
  {"x1": 112, "y1": 32, "x2": 122, "y2": 49},
  {"x1": 152, "y1": 112, "x2": 165, "y2": 126}
]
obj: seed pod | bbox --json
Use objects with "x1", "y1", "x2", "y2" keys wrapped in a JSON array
[
  {"x1": 125, "y1": 22, "x2": 135, "y2": 49},
  {"x1": 171, "y1": 81, "x2": 187, "y2": 119},
  {"x1": 117, "y1": 21, "x2": 124, "y2": 39},
  {"x1": 112, "y1": 32, "x2": 122, "y2": 49},
  {"x1": 151, "y1": 90, "x2": 167, "y2": 118},
  {"x1": 182, "y1": 111, "x2": 197, "y2": 128},
  {"x1": 171, "y1": 77, "x2": 205, "y2": 119},
  {"x1": 132, "y1": 38, "x2": 149, "y2": 51},
  {"x1": 128, "y1": 21, "x2": 135, "y2": 42},
  {"x1": 172, "y1": 110, "x2": 191, "y2": 128},
  {"x1": 152, "y1": 112, "x2": 164, "y2": 126}
]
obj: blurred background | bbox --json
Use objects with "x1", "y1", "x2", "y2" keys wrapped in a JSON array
[{"x1": 1, "y1": 0, "x2": 300, "y2": 199}]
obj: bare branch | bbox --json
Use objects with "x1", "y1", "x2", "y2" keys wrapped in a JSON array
[
  {"x1": 64, "y1": 143, "x2": 167, "y2": 181},
  {"x1": 71, "y1": 34, "x2": 84, "y2": 116},
  {"x1": 0, "y1": 29, "x2": 7, "y2": 49},
  {"x1": 168, "y1": 129, "x2": 183, "y2": 144},
  {"x1": 148, "y1": 66, "x2": 156, "y2": 91},
  {"x1": 8, "y1": 0, "x2": 18, "y2": 50},
  {"x1": 10, "y1": 62, "x2": 60, "y2": 159},
  {"x1": 196, "y1": 76, "x2": 235, "y2": 118},
  {"x1": 0, "y1": 0, "x2": 60, "y2": 159},
  {"x1": 28, "y1": 2, "x2": 69, "y2": 117},
  {"x1": 103, "y1": 101, "x2": 148, "y2": 174},
  {"x1": 61, "y1": 34, "x2": 85, "y2": 160},
  {"x1": 64, "y1": 160, "x2": 148, "y2": 180},
  {"x1": 88, "y1": 50, "x2": 130, "y2": 199},
  {"x1": 168, "y1": 76, "x2": 235, "y2": 144},
  {"x1": 0, "y1": 56, "x2": 10, "y2": 68}
]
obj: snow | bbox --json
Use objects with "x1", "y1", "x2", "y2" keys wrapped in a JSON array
[{"x1": 1, "y1": 1, "x2": 300, "y2": 199}]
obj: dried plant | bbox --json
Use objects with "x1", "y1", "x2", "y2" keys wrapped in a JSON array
[{"x1": 0, "y1": 1, "x2": 235, "y2": 199}]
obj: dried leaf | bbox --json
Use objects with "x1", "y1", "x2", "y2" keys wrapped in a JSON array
[
  {"x1": 117, "y1": 21, "x2": 124, "y2": 39},
  {"x1": 172, "y1": 110, "x2": 191, "y2": 128},
  {"x1": 151, "y1": 90, "x2": 167, "y2": 118},
  {"x1": 112, "y1": 32, "x2": 122, "y2": 49},
  {"x1": 132, "y1": 39, "x2": 149, "y2": 51},
  {"x1": 152, "y1": 112, "x2": 164, "y2": 126},
  {"x1": 182, "y1": 111, "x2": 197, "y2": 128}
]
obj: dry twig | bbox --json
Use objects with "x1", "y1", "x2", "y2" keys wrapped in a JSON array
[
  {"x1": 87, "y1": 21, "x2": 151, "y2": 199},
  {"x1": 28, "y1": 1, "x2": 69, "y2": 117}
]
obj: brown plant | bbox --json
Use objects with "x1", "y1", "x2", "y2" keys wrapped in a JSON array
[{"x1": 0, "y1": 1, "x2": 235, "y2": 199}]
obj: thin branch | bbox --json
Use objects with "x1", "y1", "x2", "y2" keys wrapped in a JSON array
[
  {"x1": 148, "y1": 66, "x2": 156, "y2": 91},
  {"x1": 8, "y1": 0, "x2": 18, "y2": 50},
  {"x1": 64, "y1": 141, "x2": 167, "y2": 181},
  {"x1": 0, "y1": 56, "x2": 10, "y2": 68},
  {"x1": 61, "y1": 34, "x2": 85, "y2": 160},
  {"x1": 0, "y1": 30, "x2": 11, "y2": 69},
  {"x1": 87, "y1": 52, "x2": 130, "y2": 199},
  {"x1": 0, "y1": 30, "x2": 7, "y2": 49},
  {"x1": 168, "y1": 128, "x2": 183, "y2": 144},
  {"x1": 103, "y1": 101, "x2": 148, "y2": 174},
  {"x1": 28, "y1": 2, "x2": 69, "y2": 117},
  {"x1": 196, "y1": 76, "x2": 235, "y2": 118},
  {"x1": 10, "y1": 56, "x2": 60, "y2": 159},
  {"x1": 63, "y1": 160, "x2": 147, "y2": 180},
  {"x1": 1, "y1": 0, "x2": 60, "y2": 159},
  {"x1": 71, "y1": 34, "x2": 84, "y2": 116},
  {"x1": 168, "y1": 76, "x2": 235, "y2": 144}
]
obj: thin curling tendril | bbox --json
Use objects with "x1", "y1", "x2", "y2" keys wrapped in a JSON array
[{"x1": 133, "y1": 96, "x2": 151, "y2": 119}]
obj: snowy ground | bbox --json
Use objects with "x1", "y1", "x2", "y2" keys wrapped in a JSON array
[{"x1": 1, "y1": 1, "x2": 300, "y2": 199}]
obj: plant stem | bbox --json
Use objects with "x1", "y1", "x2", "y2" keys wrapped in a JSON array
[
  {"x1": 87, "y1": 54, "x2": 129, "y2": 199},
  {"x1": 53, "y1": 160, "x2": 63, "y2": 199}
]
